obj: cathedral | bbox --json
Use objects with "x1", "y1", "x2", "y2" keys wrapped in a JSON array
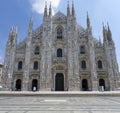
[{"x1": 2, "y1": 2, "x2": 120, "y2": 91}]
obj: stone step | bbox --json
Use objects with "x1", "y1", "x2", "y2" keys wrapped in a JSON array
[{"x1": 0, "y1": 91, "x2": 120, "y2": 97}]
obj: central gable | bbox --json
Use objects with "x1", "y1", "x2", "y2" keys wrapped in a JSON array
[{"x1": 53, "y1": 11, "x2": 67, "y2": 24}]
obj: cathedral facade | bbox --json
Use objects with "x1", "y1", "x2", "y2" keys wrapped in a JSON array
[{"x1": 2, "y1": 2, "x2": 120, "y2": 91}]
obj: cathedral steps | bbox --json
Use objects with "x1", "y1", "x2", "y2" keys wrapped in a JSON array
[{"x1": 0, "y1": 91, "x2": 120, "y2": 97}]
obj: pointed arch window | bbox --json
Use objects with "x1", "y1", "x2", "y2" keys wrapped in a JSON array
[
  {"x1": 57, "y1": 27, "x2": 63, "y2": 39},
  {"x1": 18, "y1": 61, "x2": 22, "y2": 70},
  {"x1": 57, "y1": 48, "x2": 62, "y2": 57},
  {"x1": 81, "y1": 60, "x2": 86, "y2": 69},
  {"x1": 34, "y1": 61, "x2": 39, "y2": 70},
  {"x1": 34, "y1": 46, "x2": 40, "y2": 55},
  {"x1": 98, "y1": 60, "x2": 103, "y2": 69},
  {"x1": 80, "y1": 46, "x2": 85, "y2": 54}
]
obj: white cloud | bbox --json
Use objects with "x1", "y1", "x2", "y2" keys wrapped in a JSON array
[{"x1": 31, "y1": 0, "x2": 60, "y2": 14}]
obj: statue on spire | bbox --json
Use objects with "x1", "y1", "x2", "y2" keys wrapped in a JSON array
[
  {"x1": 29, "y1": 17, "x2": 33, "y2": 31},
  {"x1": 103, "y1": 22, "x2": 108, "y2": 42},
  {"x1": 87, "y1": 12, "x2": 90, "y2": 28},
  {"x1": 28, "y1": 17, "x2": 33, "y2": 38}
]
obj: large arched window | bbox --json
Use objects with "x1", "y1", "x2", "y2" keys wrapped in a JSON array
[
  {"x1": 80, "y1": 46, "x2": 85, "y2": 54},
  {"x1": 57, "y1": 48, "x2": 62, "y2": 57},
  {"x1": 18, "y1": 61, "x2": 22, "y2": 70},
  {"x1": 34, "y1": 46, "x2": 40, "y2": 55},
  {"x1": 81, "y1": 60, "x2": 86, "y2": 69},
  {"x1": 57, "y1": 27, "x2": 63, "y2": 39},
  {"x1": 34, "y1": 61, "x2": 39, "y2": 70},
  {"x1": 98, "y1": 60, "x2": 103, "y2": 69}
]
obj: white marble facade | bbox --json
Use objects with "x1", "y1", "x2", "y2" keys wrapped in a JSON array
[{"x1": 2, "y1": 2, "x2": 120, "y2": 91}]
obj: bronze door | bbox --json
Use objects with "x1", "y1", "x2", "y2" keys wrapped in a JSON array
[{"x1": 55, "y1": 73, "x2": 64, "y2": 91}]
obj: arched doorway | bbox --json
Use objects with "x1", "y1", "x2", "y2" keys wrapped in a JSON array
[
  {"x1": 99, "y1": 79, "x2": 105, "y2": 90},
  {"x1": 32, "y1": 79, "x2": 38, "y2": 91},
  {"x1": 82, "y1": 79, "x2": 88, "y2": 91},
  {"x1": 55, "y1": 73, "x2": 64, "y2": 91},
  {"x1": 16, "y1": 79, "x2": 22, "y2": 91}
]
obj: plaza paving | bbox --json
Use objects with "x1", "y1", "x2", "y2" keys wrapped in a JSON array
[{"x1": 0, "y1": 91, "x2": 120, "y2": 113}]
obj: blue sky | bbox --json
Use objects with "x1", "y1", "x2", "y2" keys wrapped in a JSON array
[{"x1": 0, "y1": 0, "x2": 120, "y2": 71}]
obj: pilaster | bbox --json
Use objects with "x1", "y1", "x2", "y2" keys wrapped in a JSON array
[{"x1": 87, "y1": 30, "x2": 98, "y2": 91}]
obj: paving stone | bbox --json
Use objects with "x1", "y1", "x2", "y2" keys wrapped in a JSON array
[
  {"x1": 27, "y1": 111, "x2": 70, "y2": 113},
  {"x1": 8, "y1": 112, "x2": 26, "y2": 113},
  {"x1": 0, "y1": 112, "x2": 9, "y2": 113},
  {"x1": 74, "y1": 111, "x2": 89, "y2": 113},
  {"x1": 0, "y1": 96, "x2": 120, "y2": 113},
  {"x1": 92, "y1": 111, "x2": 120, "y2": 113}
]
